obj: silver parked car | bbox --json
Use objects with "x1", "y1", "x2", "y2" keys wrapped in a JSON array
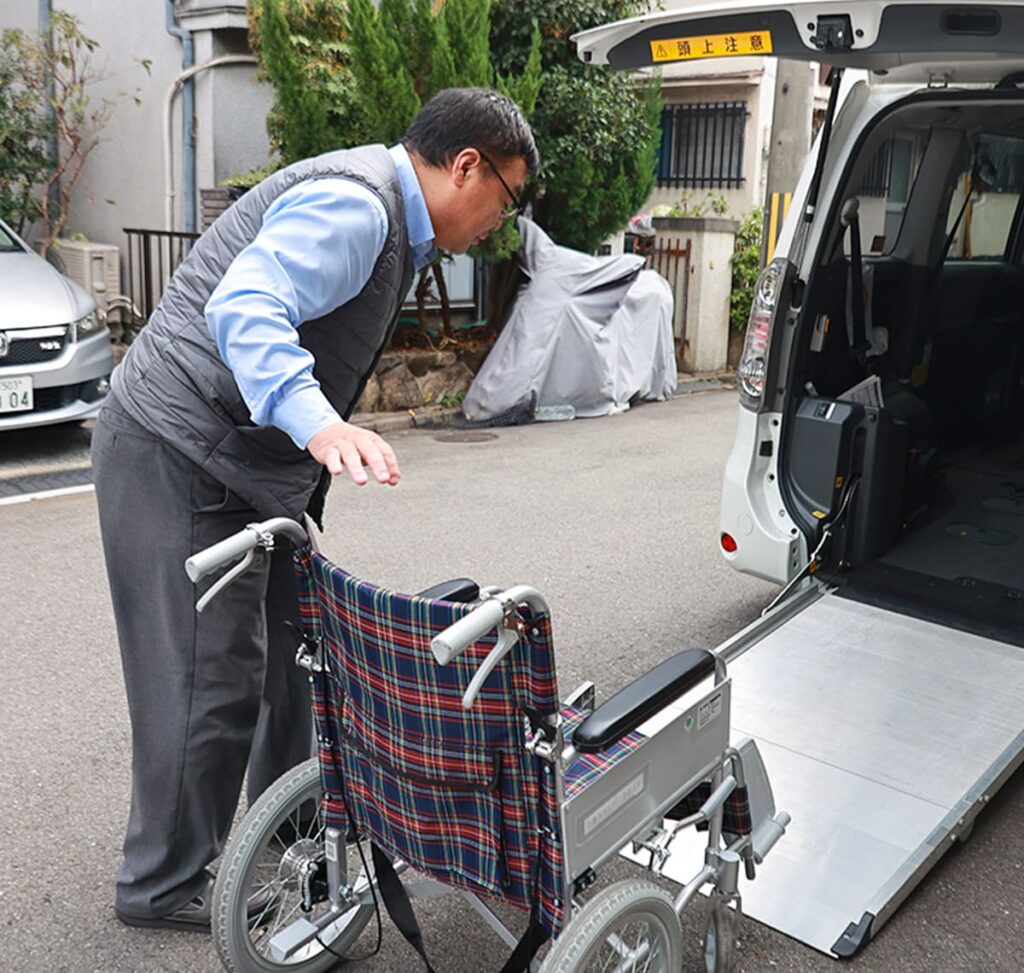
[{"x1": 0, "y1": 217, "x2": 113, "y2": 430}]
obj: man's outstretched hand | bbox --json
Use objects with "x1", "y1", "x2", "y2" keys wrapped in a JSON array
[{"x1": 306, "y1": 421, "x2": 401, "y2": 487}]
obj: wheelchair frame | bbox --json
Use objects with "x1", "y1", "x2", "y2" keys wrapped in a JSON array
[{"x1": 186, "y1": 517, "x2": 790, "y2": 973}]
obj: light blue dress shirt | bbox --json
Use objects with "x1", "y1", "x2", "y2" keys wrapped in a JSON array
[{"x1": 204, "y1": 143, "x2": 436, "y2": 449}]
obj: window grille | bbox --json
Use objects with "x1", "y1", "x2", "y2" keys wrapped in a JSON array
[
  {"x1": 656, "y1": 102, "x2": 748, "y2": 189},
  {"x1": 859, "y1": 139, "x2": 892, "y2": 198}
]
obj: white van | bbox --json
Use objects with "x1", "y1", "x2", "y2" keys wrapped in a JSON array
[{"x1": 576, "y1": 0, "x2": 1024, "y2": 959}]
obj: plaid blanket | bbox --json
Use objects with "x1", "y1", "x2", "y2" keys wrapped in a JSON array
[{"x1": 295, "y1": 546, "x2": 569, "y2": 938}]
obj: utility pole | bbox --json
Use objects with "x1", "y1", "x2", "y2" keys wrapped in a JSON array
[{"x1": 762, "y1": 58, "x2": 814, "y2": 263}]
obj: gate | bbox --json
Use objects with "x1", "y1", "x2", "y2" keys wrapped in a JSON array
[{"x1": 644, "y1": 236, "x2": 691, "y2": 359}]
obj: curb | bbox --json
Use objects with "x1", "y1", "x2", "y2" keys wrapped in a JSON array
[
  {"x1": 349, "y1": 404, "x2": 463, "y2": 435},
  {"x1": 350, "y1": 372, "x2": 737, "y2": 434}
]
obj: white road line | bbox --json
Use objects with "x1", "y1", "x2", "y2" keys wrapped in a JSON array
[{"x1": 0, "y1": 483, "x2": 95, "y2": 506}]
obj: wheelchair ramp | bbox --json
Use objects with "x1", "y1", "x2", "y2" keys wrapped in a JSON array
[{"x1": 630, "y1": 592, "x2": 1024, "y2": 956}]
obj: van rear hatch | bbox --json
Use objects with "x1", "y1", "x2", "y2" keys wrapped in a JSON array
[
  {"x1": 577, "y1": 0, "x2": 1024, "y2": 958},
  {"x1": 575, "y1": 0, "x2": 1024, "y2": 83}
]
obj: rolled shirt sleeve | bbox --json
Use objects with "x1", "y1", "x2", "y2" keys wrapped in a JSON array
[{"x1": 204, "y1": 177, "x2": 389, "y2": 449}]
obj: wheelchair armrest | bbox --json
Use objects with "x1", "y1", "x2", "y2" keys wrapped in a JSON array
[
  {"x1": 572, "y1": 649, "x2": 717, "y2": 754},
  {"x1": 415, "y1": 578, "x2": 480, "y2": 604}
]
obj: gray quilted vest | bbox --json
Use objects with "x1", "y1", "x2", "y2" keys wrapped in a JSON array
[{"x1": 112, "y1": 144, "x2": 415, "y2": 519}]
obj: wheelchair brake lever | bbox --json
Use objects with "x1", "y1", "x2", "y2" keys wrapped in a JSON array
[
  {"x1": 461, "y1": 623, "x2": 520, "y2": 710},
  {"x1": 195, "y1": 548, "x2": 262, "y2": 614}
]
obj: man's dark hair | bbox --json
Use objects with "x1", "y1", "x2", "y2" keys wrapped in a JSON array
[{"x1": 402, "y1": 87, "x2": 540, "y2": 177}]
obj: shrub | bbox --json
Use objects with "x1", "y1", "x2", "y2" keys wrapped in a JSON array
[{"x1": 730, "y1": 208, "x2": 763, "y2": 333}]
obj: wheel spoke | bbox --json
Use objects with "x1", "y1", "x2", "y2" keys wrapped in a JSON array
[{"x1": 213, "y1": 761, "x2": 379, "y2": 971}]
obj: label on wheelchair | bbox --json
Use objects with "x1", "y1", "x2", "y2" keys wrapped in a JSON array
[
  {"x1": 583, "y1": 771, "x2": 647, "y2": 838},
  {"x1": 697, "y1": 691, "x2": 724, "y2": 731}
]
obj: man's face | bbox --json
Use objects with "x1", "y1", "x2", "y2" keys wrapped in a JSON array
[{"x1": 431, "y1": 149, "x2": 528, "y2": 254}]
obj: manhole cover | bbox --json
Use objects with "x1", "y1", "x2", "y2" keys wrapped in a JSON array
[{"x1": 432, "y1": 431, "x2": 499, "y2": 444}]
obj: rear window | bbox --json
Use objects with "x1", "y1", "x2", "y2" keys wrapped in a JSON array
[
  {"x1": 942, "y1": 133, "x2": 1024, "y2": 260},
  {"x1": 851, "y1": 133, "x2": 925, "y2": 256}
]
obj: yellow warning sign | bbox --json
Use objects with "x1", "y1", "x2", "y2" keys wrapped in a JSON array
[{"x1": 650, "y1": 30, "x2": 773, "y2": 63}]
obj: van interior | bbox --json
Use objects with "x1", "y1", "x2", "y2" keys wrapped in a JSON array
[{"x1": 784, "y1": 90, "x2": 1024, "y2": 648}]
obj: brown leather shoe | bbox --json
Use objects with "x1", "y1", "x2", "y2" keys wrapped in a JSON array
[{"x1": 115, "y1": 874, "x2": 277, "y2": 933}]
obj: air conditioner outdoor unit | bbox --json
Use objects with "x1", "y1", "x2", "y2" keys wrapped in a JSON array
[{"x1": 56, "y1": 239, "x2": 121, "y2": 312}]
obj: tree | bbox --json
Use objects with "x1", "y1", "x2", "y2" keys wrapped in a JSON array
[
  {"x1": 248, "y1": 0, "x2": 370, "y2": 166},
  {"x1": 0, "y1": 12, "x2": 130, "y2": 257},
  {"x1": 345, "y1": 0, "x2": 541, "y2": 341},
  {"x1": 490, "y1": 1, "x2": 661, "y2": 253},
  {"x1": 0, "y1": 40, "x2": 49, "y2": 236}
]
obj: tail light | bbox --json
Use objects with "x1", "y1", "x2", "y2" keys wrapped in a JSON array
[{"x1": 738, "y1": 258, "x2": 787, "y2": 410}]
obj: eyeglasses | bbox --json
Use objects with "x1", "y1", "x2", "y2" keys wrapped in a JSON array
[{"x1": 478, "y1": 150, "x2": 525, "y2": 220}]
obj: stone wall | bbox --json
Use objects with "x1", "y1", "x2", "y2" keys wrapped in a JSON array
[{"x1": 355, "y1": 351, "x2": 478, "y2": 413}]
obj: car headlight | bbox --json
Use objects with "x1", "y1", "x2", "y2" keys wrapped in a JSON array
[{"x1": 72, "y1": 311, "x2": 103, "y2": 341}]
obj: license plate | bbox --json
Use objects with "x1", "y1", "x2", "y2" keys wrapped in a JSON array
[
  {"x1": 0, "y1": 375, "x2": 33, "y2": 413},
  {"x1": 650, "y1": 29, "x2": 773, "y2": 63}
]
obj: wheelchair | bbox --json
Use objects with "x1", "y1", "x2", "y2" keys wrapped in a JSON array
[{"x1": 186, "y1": 517, "x2": 789, "y2": 973}]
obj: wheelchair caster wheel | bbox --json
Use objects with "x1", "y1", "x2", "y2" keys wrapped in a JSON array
[
  {"x1": 540, "y1": 879, "x2": 682, "y2": 972},
  {"x1": 701, "y1": 894, "x2": 740, "y2": 973}
]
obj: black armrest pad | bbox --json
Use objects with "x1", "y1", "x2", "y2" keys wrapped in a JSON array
[
  {"x1": 415, "y1": 578, "x2": 480, "y2": 604},
  {"x1": 572, "y1": 649, "x2": 717, "y2": 754}
]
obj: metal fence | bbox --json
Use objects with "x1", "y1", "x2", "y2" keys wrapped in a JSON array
[
  {"x1": 643, "y1": 236, "x2": 692, "y2": 356},
  {"x1": 122, "y1": 227, "x2": 200, "y2": 322}
]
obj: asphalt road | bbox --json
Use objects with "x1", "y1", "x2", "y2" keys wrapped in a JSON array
[{"x1": 1, "y1": 390, "x2": 1021, "y2": 973}]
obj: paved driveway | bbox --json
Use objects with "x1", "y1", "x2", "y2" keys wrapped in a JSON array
[{"x1": 1, "y1": 389, "x2": 1020, "y2": 972}]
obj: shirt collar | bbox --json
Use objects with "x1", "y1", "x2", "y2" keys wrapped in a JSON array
[{"x1": 389, "y1": 143, "x2": 436, "y2": 271}]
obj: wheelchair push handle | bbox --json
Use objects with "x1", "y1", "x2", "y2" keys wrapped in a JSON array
[
  {"x1": 430, "y1": 598, "x2": 506, "y2": 665},
  {"x1": 185, "y1": 517, "x2": 308, "y2": 582},
  {"x1": 432, "y1": 586, "x2": 549, "y2": 710},
  {"x1": 430, "y1": 585, "x2": 549, "y2": 665}
]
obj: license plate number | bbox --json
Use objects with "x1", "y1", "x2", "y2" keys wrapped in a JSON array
[{"x1": 0, "y1": 375, "x2": 33, "y2": 413}]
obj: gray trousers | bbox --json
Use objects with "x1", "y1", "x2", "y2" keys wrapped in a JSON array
[{"x1": 92, "y1": 400, "x2": 313, "y2": 918}]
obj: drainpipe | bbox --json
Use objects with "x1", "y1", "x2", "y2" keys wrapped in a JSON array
[
  {"x1": 38, "y1": 0, "x2": 59, "y2": 223},
  {"x1": 164, "y1": 56, "x2": 257, "y2": 232},
  {"x1": 165, "y1": 0, "x2": 195, "y2": 233}
]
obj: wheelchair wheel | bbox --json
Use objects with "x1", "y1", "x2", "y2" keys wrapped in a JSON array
[
  {"x1": 540, "y1": 879, "x2": 682, "y2": 973},
  {"x1": 212, "y1": 758, "x2": 375, "y2": 973},
  {"x1": 700, "y1": 894, "x2": 739, "y2": 973}
]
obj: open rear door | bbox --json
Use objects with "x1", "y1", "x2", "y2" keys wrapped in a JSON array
[
  {"x1": 579, "y1": 0, "x2": 1024, "y2": 957},
  {"x1": 574, "y1": 0, "x2": 1024, "y2": 82}
]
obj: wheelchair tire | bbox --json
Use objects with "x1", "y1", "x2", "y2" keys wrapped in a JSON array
[
  {"x1": 700, "y1": 894, "x2": 739, "y2": 973},
  {"x1": 540, "y1": 879, "x2": 682, "y2": 973},
  {"x1": 212, "y1": 758, "x2": 376, "y2": 973}
]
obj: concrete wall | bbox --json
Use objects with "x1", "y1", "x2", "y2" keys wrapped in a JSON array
[
  {"x1": 195, "y1": 26, "x2": 272, "y2": 189},
  {"x1": 642, "y1": 57, "x2": 779, "y2": 222},
  {"x1": 653, "y1": 216, "x2": 738, "y2": 373},
  {"x1": 3, "y1": 1, "x2": 271, "y2": 250}
]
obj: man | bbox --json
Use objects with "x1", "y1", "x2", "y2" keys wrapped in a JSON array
[{"x1": 92, "y1": 87, "x2": 538, "y2": 931}]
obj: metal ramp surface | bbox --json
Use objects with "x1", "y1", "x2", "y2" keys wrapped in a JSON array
[{"x1": 627, "y1": 591, "x2": 1024, "y2": 956}]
